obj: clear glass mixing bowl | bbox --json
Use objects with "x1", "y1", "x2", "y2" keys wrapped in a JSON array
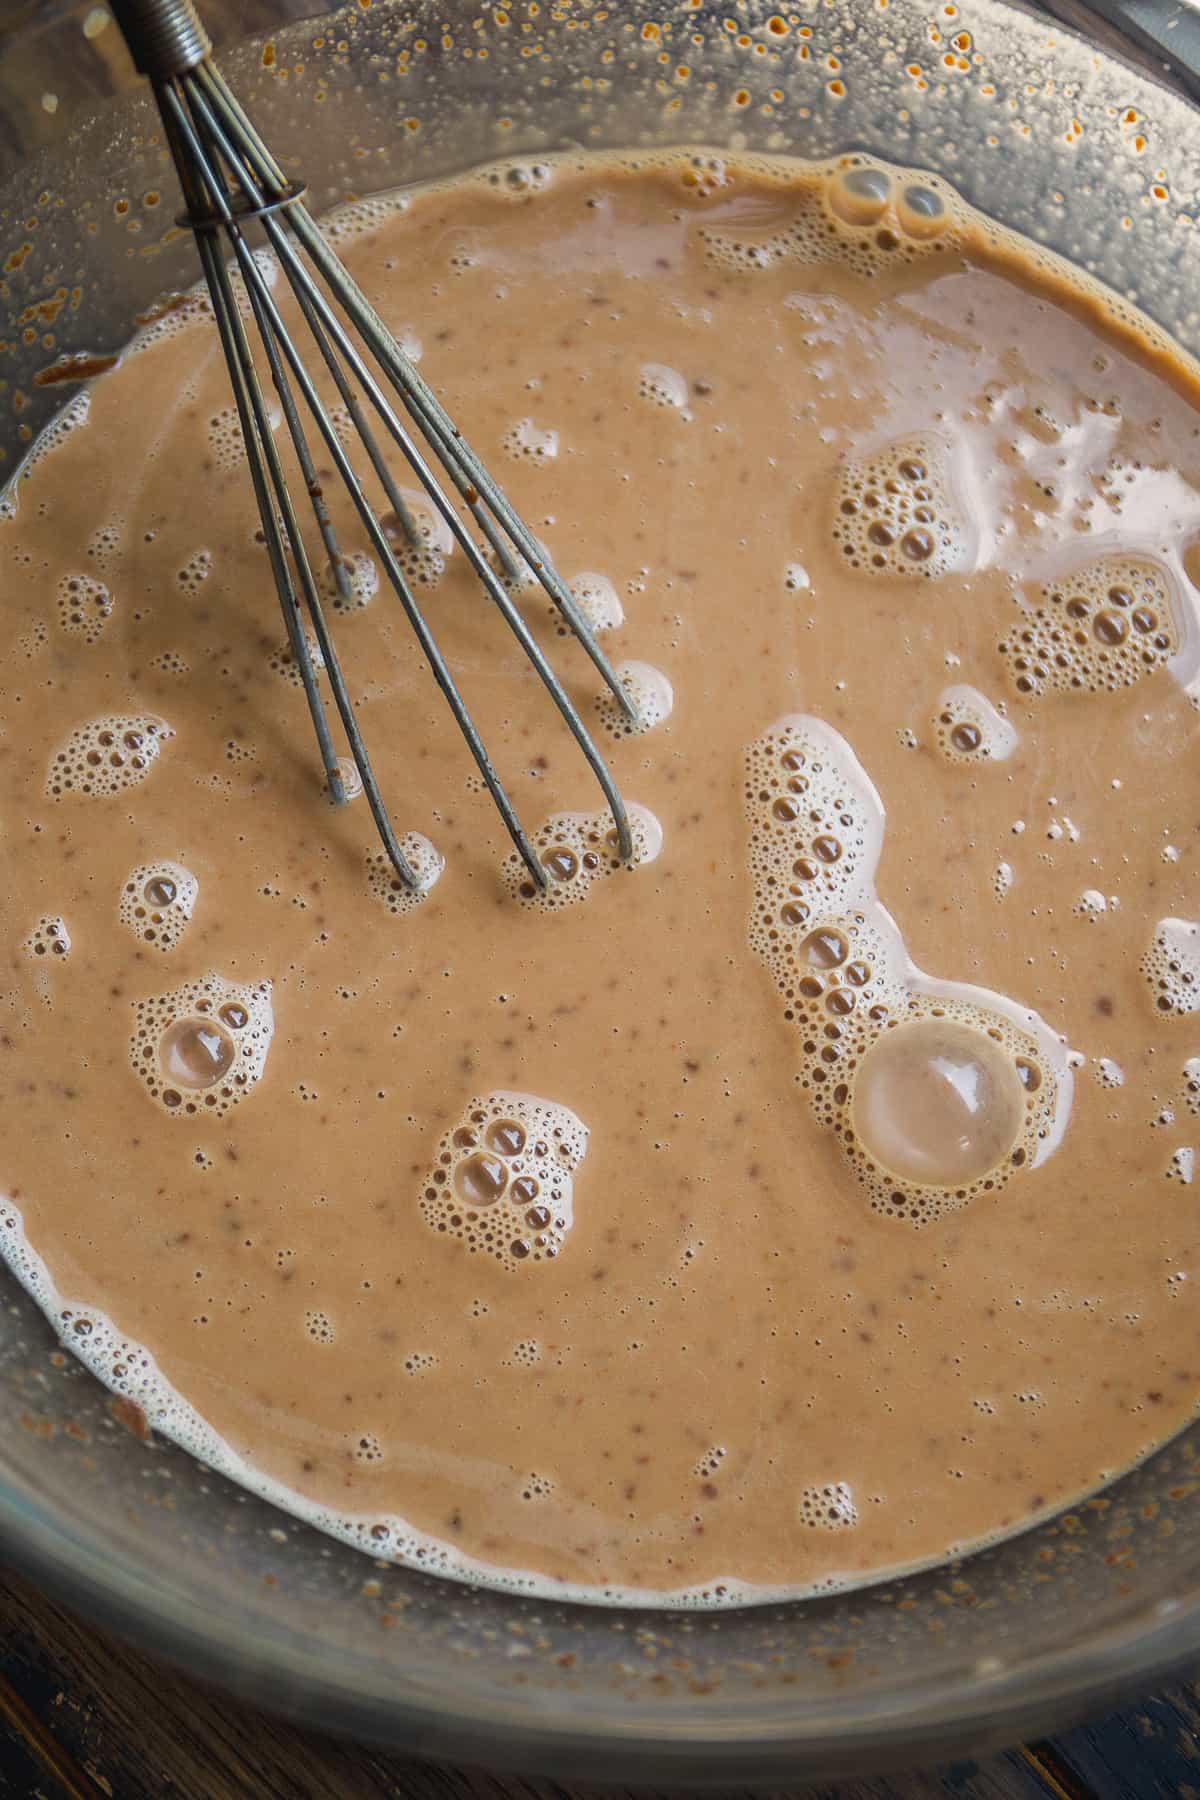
[{"x1": 2, "y1": 0, "x2": 1199, "y2": 1780}]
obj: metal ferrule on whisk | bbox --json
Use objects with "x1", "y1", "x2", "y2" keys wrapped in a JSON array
[{"x1": 109, "y1": 0, "x2": 212, "y2": 79}]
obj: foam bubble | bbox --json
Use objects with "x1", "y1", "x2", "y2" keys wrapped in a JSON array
[
  {"x1": 501, "y1": 418, "x2": 558, "y2": 464},
  {"x1": 784, "y1": 563, "x2": 811, "y2": 593},
  {"x1": 365, "y1": 833, "x2": 444, "y2": 915},
  {"x1": 1184, "y1": 1057, "x2": 1200, "y2": 1114},
  {"x1": 933, "y1": 686, "x2": 1017, "y2": 764},
  {"x1": 118, "y1": 861, "x2": 198, "y2": 953},
  {"x1": 176, "y1": 549, "x2": 212, "y2": 595},
  {"x1": 268, "y1": 636, "x2": 325, "y2": 686},
  {"x1": 700, "y1": 160, "x2": 959, "y2": 282},
  {"x1": 639, "y1": 363, "x2": 692, "y2": 418},
  {"x1": 1074, "y1": 890, "x2": 1110, "y2": 922},
  {"x1": 568, "y1": 572, "x2": 624, "y2": 634},
  {"x1": 418, "y1": 1091, "x2": 588, "y2": 1270},
  {"x1": 1095, "y1": 1057, "x2": 1125, "y2": 1088},
  {"x1": 799, "y1": 1482, "x2": 858, "y2": 1531},
  {"x1": 832, "y1": 437, "x2": 972, "y2": 579},
  {"x1": 86, "y1": 522, "x2": 123, "y2": 572},
  {"x1": 1000, "y1": 556, "x2": 1180, "y2": 699},
  {"x1": 56, "y1": 572, "x2": 113, "y2": 643},
  {"x1": 305, "y1": 1309, "x2": 335, "y2": 1345},
  {"x1": 744, "y1": 715, "x2": 1072, "y2": 1224},
  {"x1": 503, "y1": 803, "x2": 663, "y2": 910},
  {"x1": 206, "y1": 405, "x2": 246, "y2": 472},
  {"x1": 46, "y1": 714, "x2": 172, "y2": 800},
  {"x1": 1168, "y1": 1146, "x2": 1195, "y2": 1185},
  {"x1": 130, "y1": 973, "x2": 274, "y2": 1119},
  {"x1": 322, "y1": 551, "x2": 379, "y2": 613},
  {"x1": 595, "y1": 661, "x2": 674, "y2": 739},
  {"x1": 23, "y1": 915, "x2": 70, "y2": 962},
  {"x1": 381, "y1": 498, "x2": 451, "y2": 589},
  {"x1": 993, "y1": 861, "x2": 1014, "y2": 901},
  {"x1": 1143, "y1": 917, "x2": 1199, "y2": 1016}
]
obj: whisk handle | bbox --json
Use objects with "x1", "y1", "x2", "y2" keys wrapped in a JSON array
[{"x1": 110, "y1": 0, "x2": 212, "y2": 80}]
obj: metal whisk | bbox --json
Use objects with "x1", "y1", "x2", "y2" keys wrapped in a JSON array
[{"x1": 109, "y1": 0, "x2": 634, "y2": 892}]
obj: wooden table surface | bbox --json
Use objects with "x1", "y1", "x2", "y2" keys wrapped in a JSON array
[{"x1": 1, "y1": 1566, "x2": 1197, "y2": 1799}]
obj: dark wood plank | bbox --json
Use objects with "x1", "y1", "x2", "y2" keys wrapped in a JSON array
[{"x1": 1026, "y1": 1685, "x2": 1200, "y2": 1800}]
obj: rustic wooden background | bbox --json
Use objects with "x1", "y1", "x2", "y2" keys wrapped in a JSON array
[{"x1": 2, "y1": 1567, "x2": 1199, "y2": 1797}]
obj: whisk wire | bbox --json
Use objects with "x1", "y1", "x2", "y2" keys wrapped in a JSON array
[
  {"x1": 157, "y1": 80, "x2": 426, "y2": 886},
  {"x1": 182, "y1": 63, "x2": 636, "y2": 869},
  {"x1": 145, "y1": 48, "x2": 639, "y2": 886}
]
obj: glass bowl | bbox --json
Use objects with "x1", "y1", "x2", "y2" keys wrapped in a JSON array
[{"x1": 2, "y1": 0, "x2": 1199, "y2": 1780}]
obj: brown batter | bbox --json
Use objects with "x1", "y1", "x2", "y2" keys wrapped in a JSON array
[{"x1": 1, "y1": 152, "x2": 1198, "y2": 1602}]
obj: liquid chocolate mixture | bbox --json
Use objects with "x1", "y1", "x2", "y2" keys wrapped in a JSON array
[{"x1": 1, "y1": 153, "x2": 1198, "y2": 1601}]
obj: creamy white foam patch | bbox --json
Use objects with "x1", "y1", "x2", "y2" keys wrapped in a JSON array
[
  {"x1": 365, "y1": 833, "x2": 445, "y2": 916},
  {"x1": 503, "y1": 803, "x2": 663, "y2": 910},
  {"x1": 419, "y1": 1092, "x2": 588, "y2": 1270},
  {"x1": 745, "y1": 714, "x2": 1073, "y2": 1224},
  {"x1": 130, "y1": 973, "x2": 274, "y2": 1119},
  {"x1": 46, "y1": 714, "x2": 172, "y2": 800},
  {"x1": 119, "y1": 861, "x2": 198, "y2": 954},
  {"x1": 569, "y1": 572, "x2": 624, "y2": 634},
  {"x1": 1000, "y1": 556, "x2": 1181, "y2": 698},
  {"x1": 321, "y1": 550, "x2": 379, "y2": 613},
  {"x1": 832, "y1": 436, "x2": 973, "y2": 579},
  {"x1": 933, "y1": 686, "x2": 1017, "y2": 764},
  {"x1": 595, "y1": 661, "x2": 674, "y2": 739},
  {"x1": 1144, "y1": 918, "x2": 1200, "y2": 1016},
  {"x1": 23, "y1": 915, "x2": 70, "y2": 963}
]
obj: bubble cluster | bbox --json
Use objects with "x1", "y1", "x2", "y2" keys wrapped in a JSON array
[
  {"x1": 1167, "y1": 1146, "x2": 1195, "y2": 1185},
  {"x1": 832, "y1": 438, "x2": 969, "y2": 578},
  {"x1": 56, "y1": 572, "x2": 113, "y2": 642},
  {"x1": 999, "y1": 557, "x2": 1180, "y2": 698},
  {"x1": 418, "y1": 1092, "x2": 588, "y2": 1270},
  {"x1": 118, "y1": 861, "x2": 198, "y2": 953},
  {"x1": 23, "y1": 915, "x2": 71, "y2": 961},
  {"x1": 744, "y1": 714, "x2": 1072, "y2": 1223},
  {"x1": 1183, "y1": 1058, "x2": 1200, "y2": 1114},
  {"x1": 46, "y1": 714, "x2": 172, "y2": 799},
  {"x1": 798, "y1": 1482, "x2": 858, "y2": 1530},
  {"x1": 503, "y1": 803, "x2": 663, "y2": 911},
  {"x1": 489, "y1": 159, "x2": 553, "y2": 195},
  {"x1": 380, "y1": 500, "x2": 450, "y2": 589},
  {"x1": 933, "y1": 686, "x2": 1017, "y2": 764},
  {"x1": 500, "y1": 418, "x2": 559, "y2": 464},
  {"x1": 595, "y1": 661, "x2": 674, "y2": 739},
  {"x1": 321, "y1": 551, "x2": 379, "y2": 612},
  {"x1": 1143, "y1": 917, "x2": 1199, "y2": 1016},
  {"x1": 638, "y1": 363, "x2": 692, "y2": 418},
  {"x1": 86, "y1": 521, "x2": 123, "y2": 572},
  {"x1": 176, "y1": 549, "x2": 212, "y2": 595},
  {"x1": 150, "y1": 650, "x2": 190, "y2": 676},
  {"x1": 305, "y1": 1309, "x2": 335, "y2": 1345},
  {"x1": 700, "y1": 160, "x2": 959, "y2": 281},
  {"x1": 365, "y1": 833, "x2": 445, "y2": 915},
  {"x1": 206, "y1": 405, "x2": 246, "y2": 471},
  {"x1": 267, "y1": 636, "x2": 324, "y2": 686},
  {"x1": 129, "y1": 973, "x2": 274, "y2": 1119},
  {"x1": 568, "y1": 571, "x2": 624, "y2": 634}
]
